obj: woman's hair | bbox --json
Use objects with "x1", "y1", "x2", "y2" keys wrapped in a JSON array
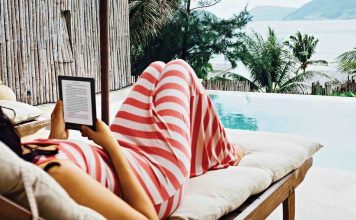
[{"x1": 0, "y1": 107, "x2": 23, "y2": 157}]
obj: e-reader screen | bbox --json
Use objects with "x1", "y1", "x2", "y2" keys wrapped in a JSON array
[{"x1": 58, "y1": 76, "x2": 97, "y2": 130}]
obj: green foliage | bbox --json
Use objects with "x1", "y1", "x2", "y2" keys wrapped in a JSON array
[
  {"x1": 129, "y1": 0, "x2": 178, "y2": 47},
  {"x1": 128, "y1": 0, "x2": 326, "y2": 95},
  {"x1": 331, "y1": 91, "x2": 356, "y2": 97},
  {"x1": 184, "y1": 9, "x2": 251, "y2": 78},
  {"x1": 237, "y1": 28, "x2": 325, "y2": 93},
  {"x1": 338, "y1": 48, "x2": 356, "y2": 75},
  {"x1": 284, "y1": 31, "x2": 327, "y2": 73},
  {"x1": 131, "y1": 1, "x2": 252, "y2": 79}
]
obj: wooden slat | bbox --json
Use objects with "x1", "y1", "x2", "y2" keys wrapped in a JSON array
[{"x1": 0, "y1": 195, "x2": 32, "y2": 220}]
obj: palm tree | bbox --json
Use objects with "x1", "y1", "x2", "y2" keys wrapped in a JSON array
[
  {"x1": 129, "y1": 0, "x2": 179, "y2": 75},
  {"x1": 338, "y1": 48, "x2": 356, "y2": 75},
  {"x1": 284, "y1": 31, "x2": 327, "y2": 74},
  {"x1": 129, "y1": 0, "x2": 178, "y2": 47},
  {"x1": 212, "y1": 28, "x2": 326, "y2": 93}
]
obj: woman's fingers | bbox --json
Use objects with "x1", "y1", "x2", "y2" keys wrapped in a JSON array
[
  {"x1": 57, "y1": 101, "x2": 65, "y2": 120},
  {"x1": 57, "y1": 100, "x2": 63, "y2": 113},
  {"x1": 96, "y1": 119, "x2": 104, "y2": 129},
  {"x1": 81, "y1": 125, "x2": 95, "y2": 138},
  {"x1": 51, "y1": 101, "x2": 64, "y2": 121},
  {"x1": 51, "y1": 101, "x2": 59, "y2": 119},
  {"x1": 49, "y1": 101, "x2": 69, "y2": 140},
  {"x1": 81, "y1": 126, "x2": 94, "y2": 142}
]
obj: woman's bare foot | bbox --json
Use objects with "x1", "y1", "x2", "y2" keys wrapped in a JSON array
[
  {"x1": 49, "y1": 101, "x2": 69, "y2": 139},
  {"x1": 234, "y1": 144, "x2": 244, "y2": 165},
  {"x1": 236, "y1": 148, "x2": 244, "y2": 161}
]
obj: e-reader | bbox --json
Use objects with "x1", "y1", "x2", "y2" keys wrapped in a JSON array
[{"x1": 58, "y1": 76, "x2": 97, "y2": 131}]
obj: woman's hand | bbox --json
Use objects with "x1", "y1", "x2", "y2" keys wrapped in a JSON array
[
  {"x1": 83, "y1": 121, "x2": 158, "y2": 220},
  {"x1": 81, "y1": 120, "x2": 118, "y2": 151},
  {"x1": 49, "y1": 101, "x2": 69, "y2": 139}
]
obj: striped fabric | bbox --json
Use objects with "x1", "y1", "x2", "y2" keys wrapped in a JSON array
[
  {"x1": 28, "y1": 139, "x2": 120, "y2": 195},
  {"x1": 28, "y1": 60, "x2": 240, "y2": 219}
]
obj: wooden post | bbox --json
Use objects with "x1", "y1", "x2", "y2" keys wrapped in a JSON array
[
  {"x1": 283, "y1": 191, "x2": 295, "y2": 220},
  {"x1": 100, "y1": 0, "x2": 110, "y2": 124}
]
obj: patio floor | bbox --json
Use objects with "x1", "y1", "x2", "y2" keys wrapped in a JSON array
[{"x1": 268, "y1": 167, "x2": 356, "y2": 219}]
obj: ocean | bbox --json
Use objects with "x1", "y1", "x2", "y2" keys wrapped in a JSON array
[{"x1": 211, "y1": 20, "x2": 356, "y2": 83}]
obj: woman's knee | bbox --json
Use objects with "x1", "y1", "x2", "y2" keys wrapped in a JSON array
[
  {"x1": 149, "y1": 61, "x2": 166, "y2": 69},
  {"x1": 147, "y1": 61, "x2": 166, "y2": 75},
  {"x1": 136, "y1": 61, "x2": 166, "y2": 82},
  {"x1": 162, "y1": 59, "x2": 194, "y2": 82}
]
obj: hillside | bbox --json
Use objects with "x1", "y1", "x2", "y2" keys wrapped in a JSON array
[
  {"x1": 285, "y1": 0, "x2": 356, "y2": 20},
  {"x1": 250, "y1": 6, "x2": 296, "y2": 21}
]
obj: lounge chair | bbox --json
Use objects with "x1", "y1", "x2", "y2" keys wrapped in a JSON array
[
  {"x1": 0, "y1": 129, "x2": 321, "y2": 220},
  {"x1": 0, "y1": 100, "x2": 50, "y2": 137}
]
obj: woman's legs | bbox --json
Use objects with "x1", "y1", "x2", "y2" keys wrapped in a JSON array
[
  {"x1": 151, "y1": 59, "x2": 241, "y2": 177},
  {"x1": 110, "y1": 60, "x2": 242, "y2": 218},
  {"x1": 111, "y1": 61, "x2": 189, "y2": 218}
]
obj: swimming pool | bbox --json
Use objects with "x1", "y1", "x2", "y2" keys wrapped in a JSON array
[{"x1": 209, "y1": 91, "x2": 356, "y2": 171}]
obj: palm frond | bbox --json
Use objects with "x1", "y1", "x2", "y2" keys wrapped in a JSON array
[
  {"x1": 338, "y1": 49, "x2": 356, "y2": 61},
  {"x1": 209, "y1": 70, "x2": 259, "y2": 90},
  {"x1": 129, "y1": 0, "x2": 177, "y2": 47},
  {"x1": 303, "y1": 70, "x2": 330, "y2": 79},
  {"x1": 337, "y1": 48, "x2": 356, "y2": 74},
  {"x1": 306, "y1": 60, "x2": 328, "y2": 66},
  {"x1": 277, "y1": 81, "x2": 309, "y2": 93},
  {"x1": 285, "y1": 31, "x2": 321, "y2": 65},
  {"x1": 278, "y1": 70, "x2": 326, "y2": 93}
]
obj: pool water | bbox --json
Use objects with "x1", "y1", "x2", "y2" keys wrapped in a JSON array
[{"x1": 209, "y1": 91, "x2": 356, "y2": 171}]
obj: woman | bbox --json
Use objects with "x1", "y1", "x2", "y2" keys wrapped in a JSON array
[{"x1": 0, "y1": 60, "x2": 243, "y2": 220}]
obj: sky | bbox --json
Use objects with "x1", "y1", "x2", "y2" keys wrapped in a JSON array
[{"x1": 200, "y1": 0, "x2": 312, "y2": 19}]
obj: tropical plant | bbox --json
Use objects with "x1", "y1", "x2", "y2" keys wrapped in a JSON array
[
  {"x1": 131, "y1": 2, "x2": 252, "y2": 78},
  {"x1": 218, "y1": 28, "x2": 326, "y2": 93},
  {"x1": 129, "y1": 0, "x2": 178, "y2": 47},
  {"x1": 129, "y1": 0, "x2": 179, "y2": 77},
  {"x1": 331, "y1": 91, "x2": 356, "y2": 97},
  {"x1": 284, "y1": 31, "x2": 327, "y2": 74},
  {"x1": 338, "y1": 48, "x2": 356, "y2": 75}
]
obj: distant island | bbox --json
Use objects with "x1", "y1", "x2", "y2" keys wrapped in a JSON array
[
  {"x1": 250, "y1": 0, "x2": 356, "y2": 21},
  {"x1": 285, "y1": 0, "x2": 356, "y2": 20},
  {"x1": 250, "y1": 6, "x2": 296, "y2": 21}
]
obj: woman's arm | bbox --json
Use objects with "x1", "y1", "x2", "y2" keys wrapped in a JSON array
[
  {"x1": 81, "y1": 121, "x2": 158, "y2": 220},
  {"x1": 41, "y1": 159, "x2": 156, "y2": 220},
  {"x1": 46, "y1": 101, "x2": 157, "y2": 219}
]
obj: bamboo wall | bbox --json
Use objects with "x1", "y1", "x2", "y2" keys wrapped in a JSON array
[
  {"x1": 0, "y1": 0, "x2": 130, "y2": 105},
  {"x1": 311, "y1": 76, "x2": 356, "y2": 95},
  {"x1": 202, "y1": 79, "x2": 251, "y2": 92}
]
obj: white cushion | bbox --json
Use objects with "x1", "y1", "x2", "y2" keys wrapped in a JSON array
[
  {"x1": 170, "y1": 129, "x2": 322, "y2": 220},
  {"x1": 0, "y1": 84, "x2": 16, "y2": 101},
  {"x1": 0, "y1": 141, "x2": 105, "y2": 220},
  {"x1": 0, "y1": 100, "x2": 42, "y2": 124}
]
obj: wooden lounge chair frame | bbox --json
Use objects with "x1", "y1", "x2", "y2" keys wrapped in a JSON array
[
  {"x1": 15, "y1": 118, "x2": 50, "y2": 137},
  {"x1": 0, "y1": 195, "x2": 43, "y2": 220},
  {"x1": 0, "y1": 158, "x2": 313, "y2": 220},
  {"x1": 222, "y1": 158, "x2": 313, "y2": 220}
]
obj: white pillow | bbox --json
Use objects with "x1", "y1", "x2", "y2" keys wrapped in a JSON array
[
  {"x1": 0, "y1": 100, "x2": 42, "y2": 124},
  {"x1": 0, "y1": 141, "x2": 105, "y2": 220}
]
